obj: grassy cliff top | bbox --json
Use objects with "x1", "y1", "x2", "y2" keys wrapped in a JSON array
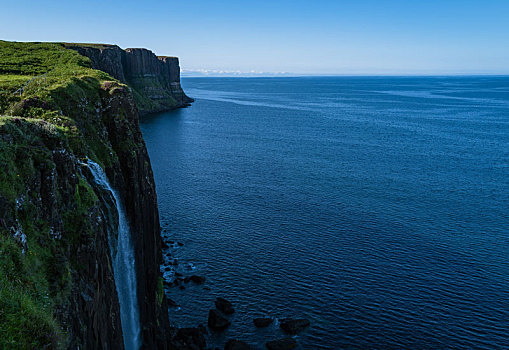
[
  {"x1": 61, "y1": 42, "x2": 119, "y2": 50},
  {"x1": 0, "y1": 41, "x2": 112, "y2": 94},
  {"x1": 0, "y1": 41, "x2": 132, "y2": 349},
  {"x1": 0, "y1": 40, "x2": 126, "y2": 169}
]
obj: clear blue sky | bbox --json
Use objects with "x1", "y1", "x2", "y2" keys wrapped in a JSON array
[{"x1": 1, "y1": 0, "x2": 508, "y2": 75}]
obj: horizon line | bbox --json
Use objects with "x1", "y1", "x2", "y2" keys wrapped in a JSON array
[{"x1": 181, "y1": 73, "x2": 509, "y2": 78}]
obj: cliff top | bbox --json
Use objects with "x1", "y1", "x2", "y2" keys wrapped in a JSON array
[
  {"x1": 61, "y1": 42, "x2": 119, "y2": 50},
  {"x1": 0, "y1": 41, "x2": 110, "y2": 92},
  {"x1": 0, "y1": 40, "x2": 146, "y2": 348}
]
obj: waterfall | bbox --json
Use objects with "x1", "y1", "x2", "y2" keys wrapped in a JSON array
[{"x1": 87, "y1": 160, "x2": 141, "y2": 350}]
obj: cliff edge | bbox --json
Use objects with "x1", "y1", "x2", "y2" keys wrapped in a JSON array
[
  {"x1": 63, "y1": 43, "x2": 193, "y2": 115},
  {"x1": 0, "y1": 41, "x2": 174, "y2": 348}
]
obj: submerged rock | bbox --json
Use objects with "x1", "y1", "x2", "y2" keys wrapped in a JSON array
[
  {"x1": 265, "y1": 338, "x2": 297, "y2": 350},
  {"x1": 253, "y1": 317, "x2": 273, "y2": 328},
  {"x1": 225, "y1": 339, "x2": 253, "y2": 350},
  {"x1": 174, "y1": 327, "x2": 207, "y2": 349},
  {"x1": 208, "y1": 309, "x2": 231, "y2": 331},
  {"x1": 190, "y1": 275, "x2": 206, "y2": 284},
  {"x1": 280, "y1": 318, "x2": 310, "y2": 335},
  {"x1": 215, "y1": 297, "x2": 235, "y2": 314}
]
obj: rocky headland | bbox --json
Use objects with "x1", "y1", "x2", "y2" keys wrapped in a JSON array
[
  {"x1": 0, "y1": 40, "x2": 309, "y2": 349},
  {"x1": 63, "y1": 43, "x2": 194, "y2": 115},
  {"x1": 0, "y1": 40, "x2": 190, "y2": 349}
]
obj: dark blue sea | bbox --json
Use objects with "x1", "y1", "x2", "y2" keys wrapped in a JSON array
[{"x1": 140, "y1": 77, "x2": 509, "y2": 349}]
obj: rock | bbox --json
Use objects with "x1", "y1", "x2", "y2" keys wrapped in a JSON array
[
  {"x1": 208, "y1": 309, "x2": 231, "y2": 331},
  {"x1": 179, "y1": 285, "x2": 186, "y2": 290},
  {"x1": 66, "y1": 45, "x2": 193, "y2": 114},
  {"x1": 225, "y1": 339, "x2": 253, "y2": 350},
  {"x1": 190, "y1": 275, "x2": 206, "y2": 284},
  {"x1": 198, "y1": 324, "x2": 208, "y2": 335},
  {"x1": 215, "y1": 297, "x2": 234, "y2": 314},
  {"x1": 265, "y1": 338, "x2": 297, "y2": 350},
  {"x1": 280, "y1": 318, "x2": 310, "y2": 335},
  {"x1": 253, "y1": 318, "x2": 273, "y2": 328},
  {"x1": 174, "y1": 327, "x2": 207, "y2": 349},
  {"x1": 177, "y1": 241, "x2": 184, "y2": 246}
]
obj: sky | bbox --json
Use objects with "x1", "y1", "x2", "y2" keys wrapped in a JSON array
[{"x1": 1, "y1": 0, "x2": 508, "y2": 75}]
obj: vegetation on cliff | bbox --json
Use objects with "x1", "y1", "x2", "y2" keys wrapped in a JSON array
[
  {"x1": 0, "y1": 41, "x2": 168, "y2": 349},
  {"x1": 62, "y1": 43, "x2": 193, "y2": 115}
]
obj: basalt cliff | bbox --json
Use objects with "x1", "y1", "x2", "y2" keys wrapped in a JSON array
[
  {"x1": 0, "y1": 41, "x2": 190, "y2": 349},
  {"x1": 63, "y1": 43, "x2": 193, "y2": 115}
]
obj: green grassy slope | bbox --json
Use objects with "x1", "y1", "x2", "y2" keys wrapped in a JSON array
[{"x1": 0, "y1": 41, "x2": 127, "y2": 349}]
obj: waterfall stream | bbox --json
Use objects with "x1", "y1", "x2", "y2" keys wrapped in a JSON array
[{"x1": 87, "y1": 160, "x2": 141, "y2": 350}]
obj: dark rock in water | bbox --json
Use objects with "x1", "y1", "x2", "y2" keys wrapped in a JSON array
[
  {"x1": 190, "y1": 275, "x2": 206, "y2": 284},
  {"x1": 253, "y1": 317, "x2": 273, "y2": 328},
  {"x1": 198, "y1": 324, "x2": 208, "y2": 335},
  {"x1": 225, "y1": 339, "x2": 253, "y2": 350},
  {"x1": 208, "y1": 309, "x2": 231, "y2": 331},
  {"x1": 177, "y1": 241, "x2": 184, "y2": 246},
  {"x1": 280, "y1": 318, "x2": 310, "y2": 335},
  {"x1": 179, "y1": 285, "x2": 186, "y2": 290},
  {"x1": 175, "y1": 272, "x2": 183, "y2": 277},
  {"x1": 162, "y1": 241, "x2": 169, "y2": 249},
  {"x1": 215, "y1": 297, "x2": 235, "y2": 314},
  {"x1": 167, "y1": 298, "x2": 179, "y2": 307},
  {"x1": 265, "y1": 338, "x2": 297, "y2": 350},
  {"x1": 174, "y1": 327, "x2": 207, "y2": 349}
]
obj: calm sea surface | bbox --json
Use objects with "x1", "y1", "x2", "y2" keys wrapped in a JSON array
[{"x1": 140, "y1": 77, "x2": 509, "y2": 349}]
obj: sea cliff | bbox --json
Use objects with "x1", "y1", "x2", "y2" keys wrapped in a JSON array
[
  {"x1": 0, "y1": 40, "x2": 187, "y2": 349},
  {"x1": 63, "y1": 43, "x2": 193, "y2": 115}
]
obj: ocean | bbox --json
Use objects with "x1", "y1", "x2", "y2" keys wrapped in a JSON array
[{"x1": 140, "y1": 77, "x2": 509, "y2": 349}]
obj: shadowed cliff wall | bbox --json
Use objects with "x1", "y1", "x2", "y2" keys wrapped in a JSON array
[
  {"x1": 0, "y1": 41, "x2": 173, "y2": 349},
  {"x1": 64, "y1": 44, "x2": 193, "y2": 115}
]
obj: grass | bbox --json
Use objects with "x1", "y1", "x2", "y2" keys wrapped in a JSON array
[
  {"x1": 0, "y1": 117, "x2": 68, "y2": 348},
  {"x1": 127, "y1": 75, "x2": 178, "y2": 113},
  {"x1": 0, "y1": 40, "x2": 134, "y2": 348},
  {"x1": 0, "y1": 234, "x2": 64, "y2": 349}
]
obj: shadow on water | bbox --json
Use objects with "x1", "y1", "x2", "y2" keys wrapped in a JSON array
[{"x1": 140, "y1": 107, "x2": 186, "y2": 125}]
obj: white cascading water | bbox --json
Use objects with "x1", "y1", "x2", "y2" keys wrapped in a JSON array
[{"x1": 87, "y1": 160, "x2": 141, "y2": 350}]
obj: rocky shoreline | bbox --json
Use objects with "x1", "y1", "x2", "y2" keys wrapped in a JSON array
[{"x1": 159, "y1": 223, "x2": 310, "y2": 350}]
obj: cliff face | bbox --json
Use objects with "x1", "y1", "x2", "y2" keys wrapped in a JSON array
[
  {"x1": 0, "y1": 41, "x2": 172, "y2": 349},
  {"x1": 64, "y1": 44, "x2": 193, "y2": 115}
]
